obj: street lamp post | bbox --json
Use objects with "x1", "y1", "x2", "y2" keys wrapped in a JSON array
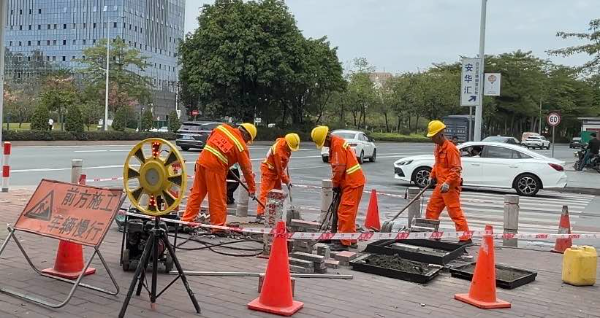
[
  {"x1": 104, "y1": 23, "x2": 111, "y2": 131},
  {"x1": 474, "y1": 0, "x2": 488, "y2": 141},
  {"x1": 0, "y1": 0, "x2": 7, "y2": 142}
]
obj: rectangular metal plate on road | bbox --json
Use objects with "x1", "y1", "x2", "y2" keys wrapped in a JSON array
[{"x1": 14, "y1": 179, "x2": 124, "y2": 247}]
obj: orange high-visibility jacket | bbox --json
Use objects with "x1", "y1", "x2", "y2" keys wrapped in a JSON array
[
  {"x1": 261, "y1": 138, "x2": 291, "y2": 184},
  {"x1": 199, "y1": 124, "x2": 256, "y2": 193},
  {"x1": 329, "y1": 135, "x2": 366, "y2": 189},
  {"x1": 430, "y1": 139, "x2": 462, "y2": 188}
]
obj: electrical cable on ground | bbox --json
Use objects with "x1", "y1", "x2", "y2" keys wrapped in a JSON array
[{"x1": 172, "y1": 232, "x2": 264, "y2": 257}]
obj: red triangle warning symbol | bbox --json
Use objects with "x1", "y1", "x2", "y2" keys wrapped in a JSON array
[{"x1": 24, "y1": 190, "x2": 54, "y2": 221}]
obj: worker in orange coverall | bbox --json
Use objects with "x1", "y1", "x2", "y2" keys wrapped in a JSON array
[
  {"x1": 425, "y1": 120, "x2": 472, "y2": 244},
  {"x1": 182, "y1": 123, "x2": 257, "y2": 231},
  {"x1": 311, "y1": 126, "x2": 366, "y2": 251},
  {"x1": 256, "y1": 133, "x2": 301, "y2": 223}
]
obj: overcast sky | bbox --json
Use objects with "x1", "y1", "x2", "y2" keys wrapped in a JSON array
[{"x1": 184, "y1": 0, "x2": 599, "y2": 73}]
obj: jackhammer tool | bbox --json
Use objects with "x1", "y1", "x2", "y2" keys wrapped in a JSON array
[
  {"x1": 229, "y1": 172, "x2": 266, "y2": 209},
  {"x1": 320, "y1": 190, "x2": 341, "y2": 233},
  {"x1": 381, "y1": 184, "x2": 430, "y2": 232}
]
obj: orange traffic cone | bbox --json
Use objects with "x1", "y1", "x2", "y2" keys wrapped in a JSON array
[
  {"x1": 455, "y1": 225, "x2": 511, "y2": 309},
  {"x1": 364, "y1": 189, "x2": 381, "y2": 231},
  {"x1": 552, "y1": 205, "x2": 572, "y2": 253},
  {"x1": 42, "y1": 174, "x2": 96, "y2": 280},
  {"x1": 248, "y1": 221, "x2": 303, "y2": 316},
  {"x1": 42, "y1": 240, "x2": 96, "y2": 279}
]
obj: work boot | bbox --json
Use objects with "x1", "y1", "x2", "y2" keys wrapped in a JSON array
[
  {"x1": 349, "y1": 242, "x2": 359, "y2": 249},
  {"x1": 329, "y1": 242, "x2": 349, "y2": 252}
]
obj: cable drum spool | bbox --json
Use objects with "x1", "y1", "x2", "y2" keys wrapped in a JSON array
[{"x1": 123, "y1": 138, "x2": 187, "y2": 216}]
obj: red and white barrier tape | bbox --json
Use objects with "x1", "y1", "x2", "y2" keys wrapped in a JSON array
[
  {"x1": 121, "y1": 211, "x2": 600, "y2": 241},
  {"x1": 2, "y1": 142, "x2": 11, "y2": 192}
]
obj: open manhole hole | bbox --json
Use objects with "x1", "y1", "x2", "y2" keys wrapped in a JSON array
[
  {"x1": 365, "y1": 239, "x2": 467, "y2": 265},
  {"x1": 351, "y1": 253, "x2": 442, "y2": 284},
  {"x1": 450, "y1": 263, "x2": 537, "y2": 289}
]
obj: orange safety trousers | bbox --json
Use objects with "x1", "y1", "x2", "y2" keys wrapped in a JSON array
[
  {"x1": 337, "y1": 185, "x2": 364, "y2": 246},
  {"x1": 181, "y1": 164, "x2": 228, "y2": 228},
  {"x1": 425, "y1": 184, "x2": 470, "y2": 241},
  {"x1": 257, "y1": 166, "x2": 282, "y2": 215}
]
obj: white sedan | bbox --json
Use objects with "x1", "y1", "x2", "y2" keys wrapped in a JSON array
[
  {"x1": 393, "y1": 142, "x2": 567, "y2": 196},
  {"x1": 321, "y1": 130, "x2": 377, "y2": 164}
]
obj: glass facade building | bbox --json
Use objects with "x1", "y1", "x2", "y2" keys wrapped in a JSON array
[{"x1": 4, "y1": 0, "x2": 185, "y2": 120}]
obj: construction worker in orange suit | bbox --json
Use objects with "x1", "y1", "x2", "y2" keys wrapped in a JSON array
[
  {"x1": 425, "y1": 120, "x2": 472, "y2": 244},
  {"x1": 256, "y1": 133, "x2": 301, "y2": 223},
  {"x1": 182, "y1": 123, "x2": 258, "y2": 231},
  {"x1": 311, "y1": 126, "x2": 366, "y2": 251}
]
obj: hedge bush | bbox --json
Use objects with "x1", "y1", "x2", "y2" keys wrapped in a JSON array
[
  {"x1": 2, "y1": 130, "x2": 176, "y2": 141},
  {"x1": 369, "y1": 132, "x2": 429, "y2": 143}
]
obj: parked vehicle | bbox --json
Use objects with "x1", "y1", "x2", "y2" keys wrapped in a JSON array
[
  {"x1": 569, "y1": 137, "x2": 583, "y2": 149},
  {"x1": 482, "y1": 136, "x2": 521, "y2": 145},
  {"x1": 393, "y1": 141, "x2": 567, "y2": 196},
  {"x1": 321, "y1": 130, "x2": 377, "y2": 164},
  {"x1": 522, "y1": 136, "x2": 551, "y2": 149},
  {"x1": 175, "y1": 121, "x2": 221, "y2": 151}
]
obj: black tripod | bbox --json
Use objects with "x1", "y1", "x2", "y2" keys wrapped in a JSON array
[
  {"x1": 119, "y1": 217, "x2": 201, "y2": 317},
  {"x1": 320, "y1": 191, "x2": 341, "y2": 236}
]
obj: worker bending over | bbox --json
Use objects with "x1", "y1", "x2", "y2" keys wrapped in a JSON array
[
  {"x1": 257, "y1": 133, "x2": 301, "y2": 222},
  {"x1": 311, "y1": 126, "x2": 366, "y2": 251},
  {"x1": 425, "y1": 120, "x2": 471, "y2": 244},
  {"x1": 182, "y1": 123, "x2": 257, "y2": 229}
]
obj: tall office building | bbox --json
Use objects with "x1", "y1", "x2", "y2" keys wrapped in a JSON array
[{"x1": 4, "y1": 0, "x2": 185, "y2": 121}]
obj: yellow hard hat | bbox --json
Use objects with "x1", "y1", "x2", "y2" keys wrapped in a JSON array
[
  {"x1": 427, "y1": 120, "x2": 446, "y2": 137},
  {"x1": 240, "y1": 123, "x2": 257, "y2": 143},
  {"x1": 284, "y1": 133, "x2": 300, "y2": 152},
  {"x1": 311, "y1": 126, "x2": 329, "y2": 149}
]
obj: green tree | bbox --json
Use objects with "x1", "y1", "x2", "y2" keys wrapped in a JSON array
[
  {"x1": 38, "y1": 71, "x2": 78, "y2": 131},
  {"x1": 79, "y1": 100, "x2": 104, "y2": 131},
  {"x1": 548, "y1": 18, "x2": 600, "y2": 74},
  {"x1": 65, "y1": 104, "x2": 84, "y2": 133},
  {"x1": 180, "y1": 0, "x2": 344, "y2": 125},
  {"x1": 168, "y1": 111, "x2": 181, "y2": 132},
  {"x1": 141, "y1": 109, "x2": 154, "y2": 131},
  {"x1": 31, "y1": 104, "x2": 51, "y2": 131},
  {"x1": 112, "y1": 106, "x2": 131, "y2": 131},
  {"x1": 78, "y1": 38, "x2": 152, "y2": 114}
]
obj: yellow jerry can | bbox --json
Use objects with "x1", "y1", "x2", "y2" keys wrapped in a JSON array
[{"x1": 562, "y1": 246, "x2": 597, "y2": 286}]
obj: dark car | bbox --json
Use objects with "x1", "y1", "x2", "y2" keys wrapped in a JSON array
[
  {"x1": 569, "y1": 137, "x2": 582, "y2": 149},
  {"x1": 482, "y1": 136, "x2": 521, "y2": 145},
  {"x1": 175, "y1": 121, "x2": 221, "y2": 151}
]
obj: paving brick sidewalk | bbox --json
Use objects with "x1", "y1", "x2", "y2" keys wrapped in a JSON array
[{"x1": 0, "y1": 189, "x2": 599, "y2": 318}]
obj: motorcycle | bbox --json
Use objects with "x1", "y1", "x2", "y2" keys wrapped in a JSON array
[{"x1": 573, "y1": 145, "x2": 600, "y2": 173}]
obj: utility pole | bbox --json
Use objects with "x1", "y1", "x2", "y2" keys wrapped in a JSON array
[
  {"x1": 474, "y1": 0, "x2": 487, "y2": 141},
  {"x1": 104, "y1": 21, "x2": 111, "y2": 131},
  {"x1": 0, "y1": 0, "x2": 7, "y2": 143}
]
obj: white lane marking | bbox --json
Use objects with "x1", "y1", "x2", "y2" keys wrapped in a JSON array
[
  {"x1": 74, "y1": 150, "x2": 108, "y2": 153},
  {"x1": 12, "y1": 164, "x2": 140, "y2": 173},
  {"x1": 288, "y1": 165, "x2": 328, "y2": 171}
]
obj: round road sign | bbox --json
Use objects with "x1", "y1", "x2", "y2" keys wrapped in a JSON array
[{"x1": 547, "y1": 112, "x2": 561, "y2": 127}]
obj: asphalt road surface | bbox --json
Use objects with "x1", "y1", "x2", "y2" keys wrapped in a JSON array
[{"x1": 7, "y1": 141, "x2": 598, "y2": 247}]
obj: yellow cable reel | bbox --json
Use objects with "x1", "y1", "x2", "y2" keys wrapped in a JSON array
[{"x1": 123, "y1": 138, "x2": 187, "y2": 216}]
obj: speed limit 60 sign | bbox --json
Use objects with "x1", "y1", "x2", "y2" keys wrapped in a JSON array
[{"x1": 547, "y1": 112, "x2": 561, "y2": 127}]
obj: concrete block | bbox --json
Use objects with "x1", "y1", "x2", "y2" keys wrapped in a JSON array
[
  {"x1": 290, "y1": 219, "x2": 321, "y2": 231},
  {"x1": 315, "y1": 243, "x2": 330, "y2": 259},
  {"x1": 289, "y1": 265, "x2": 313, "y2": 274},
  {"x1": 259, "y1": 274, "x2": 296, "y2": 295},
  {"x1": 289, "y1": 257, "x2": 314, "y2": 269},
  {"x1": 315, "y1": 266, "x2": 327, "y2": 274},
  {"x1": 334, "y1": 251, "x2": 357, "y2": 266},
  {"x1": 325, "y1": 259, "x2": 340, "y2": 269},
  {"x1": 290, "y1": 252, "x2": 325, "y2": 264},
  {"x1": 293, "y1": 240, "x2": 312, "y2": 253}
]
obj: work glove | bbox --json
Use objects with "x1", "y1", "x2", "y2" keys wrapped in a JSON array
[
  {"x1": 286, "y1": 182, "x2": 293, "y2": 189},
  {"x1": 440, "y1": 183, "x2": 450, "y2": 193},
  {"x1": 249, "y1": 193, "x2": 256, "y2": 200},
  {"x1": 428, "y1": 177, "x2": 437, "y2": 186}
]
